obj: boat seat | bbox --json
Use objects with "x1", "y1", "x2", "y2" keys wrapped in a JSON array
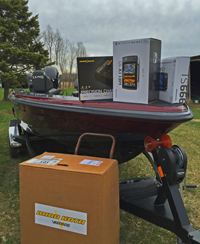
[
  {"x1": 44, "y1": 66, "x2": 60, "y2": 89},
  {"x1": 32, "y1": 71, "x2": 53, "y2": 93}
]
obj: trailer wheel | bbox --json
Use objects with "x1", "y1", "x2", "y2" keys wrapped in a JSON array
[{"x1": 119, "y1": 177, "x2": 160, "y2": 200}]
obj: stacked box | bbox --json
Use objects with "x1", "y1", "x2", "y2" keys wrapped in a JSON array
[
  {"x1": 159, "y1": 56, "x2": 190, "y2": 103},
  {"x1": 113, "y1": 38, "x2": 161, "y2": 104}
]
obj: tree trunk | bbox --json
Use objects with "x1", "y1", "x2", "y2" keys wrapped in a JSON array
[
  {"x1": 69, "y1": 63, "x2": 73, "y2": 75},
  {"x1": 3, "y1": 83, "x2": 9, "y2": 101}
]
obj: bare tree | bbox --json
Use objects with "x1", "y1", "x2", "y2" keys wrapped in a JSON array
[
  {"x1": 75, "y1": 42, "x2": 87, "y2": 72},
  {"x1": 41, "y1": 25, "x2": 87, "y2": 80},
  {"x1": 76, "y1": 42, "x2": 87, "y2": 57},
  {"x1": 69, "y1": 42, "x2": 77, "y2": 75},
  {"x1": 43, "y1": 25, "x2": 55, "y2": 62},
  {"x1": 59, "y1": 38, "x2": 70, "y2": 74},
  {"x1": 54, "y1": 29, "x2": 63, "y2": 65}
]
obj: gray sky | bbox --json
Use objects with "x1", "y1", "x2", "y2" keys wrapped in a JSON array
[{"x1": 28, "y1": 0, "x2": 200, "y2": 58}]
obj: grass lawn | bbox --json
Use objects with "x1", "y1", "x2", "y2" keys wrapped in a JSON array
[{"x1": 0, "y1": 88, "x2": 200, "y2": 243}]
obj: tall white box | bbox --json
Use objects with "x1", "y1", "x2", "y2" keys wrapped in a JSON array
[
  {"x1": 113, "y1": 38, "x2": 161, "y2": 104},
  {"x1": 159, "y1": 57, "x2": 190, "y2": 103}
]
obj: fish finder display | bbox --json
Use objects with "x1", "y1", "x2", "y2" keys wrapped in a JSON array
[
  {"x1": 123, "y1": 63, "x2": 136, "y2": 88},
  {"x1": 153, "y1": 72, "x2": 168, "y2": 91},
  {"x1": 158, "y1": 72, "x2": 168, "y2": 90},
  {"x1": 124, "y1": 63, "x2": 135, "y2": 74},
  {"x1": 122, "y1": 56, "x2": 138, "y2": 90}
]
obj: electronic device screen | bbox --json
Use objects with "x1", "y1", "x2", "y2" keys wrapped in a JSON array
[
  {"x1": 122, "y1": 56, "x2": 138, "y2": 90},
  {"x1": 154, "y1": 72, "x2": 168, "y2": 91},
  {"x1": 123, "y1": 63, "x2": 136, "y2": 88},
  {"x1": 159, "y1": 73, "x2": 164, "y2": 88},
  {"x1": 124, "y1": 63, "x2": 135, "y2": 75}
]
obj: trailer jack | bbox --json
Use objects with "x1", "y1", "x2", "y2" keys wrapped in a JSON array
[{"x1": 120, "y1": 145, "x2": 200, "y2": 244}]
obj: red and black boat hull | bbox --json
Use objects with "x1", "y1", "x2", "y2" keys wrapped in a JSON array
[{"x1": 9, "y1": 92, "x2": 192, "y2": 139}]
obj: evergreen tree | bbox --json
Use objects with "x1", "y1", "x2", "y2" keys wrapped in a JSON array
[{"x1": 0, "y1": 0, "x2": 51, "y2": 100}]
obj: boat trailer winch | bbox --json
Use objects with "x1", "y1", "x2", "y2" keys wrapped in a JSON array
[{"x1": 121, "y1": 136, "x2": 200, "y2": 244}]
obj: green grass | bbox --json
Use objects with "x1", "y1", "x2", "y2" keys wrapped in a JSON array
[
  {"x1": 188, "y1": 103, "x2": 200, "y2": 119},
  {"x1": 63, "y1": 88, "x2": 76, "y2": 95},
  {"x1": 0, "y1": 88, "x2": 3, "y2": 99},
  {"x1": 0, "y1": 88, "x2": 200, "y2": 243}
]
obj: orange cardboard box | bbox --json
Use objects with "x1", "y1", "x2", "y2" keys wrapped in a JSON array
[{"x1": 20, "y1": 152, "x2": 119, "y2": 244}]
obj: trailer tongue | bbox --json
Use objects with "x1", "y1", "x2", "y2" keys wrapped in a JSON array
[{"x1": 120, "y1": 135, "x2": 200, "y2": 244}]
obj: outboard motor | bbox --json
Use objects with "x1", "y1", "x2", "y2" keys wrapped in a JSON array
[
  {"x1": 32, "y1": 70, "x2": 53, "y2": 93},
  {"x1": 44, "y1": 66, "x2": 60, "y2": 89},
  {"x1": 27, "y1": 73, "x2": 34, "y2": 92}
]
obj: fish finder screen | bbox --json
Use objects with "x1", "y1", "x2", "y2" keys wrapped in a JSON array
[
  {"x1": 154, "y1": 72, "x2": 167, "y2": 91},
  {"x1": 123, "y1": 63, "x2": 136, "y2": 87},
  {"x1": 159, "y1": 74, "x2": 164, "y2": 88},
  {"x1": 124, "y1": 63, "x2": 135, "y2": 75}
]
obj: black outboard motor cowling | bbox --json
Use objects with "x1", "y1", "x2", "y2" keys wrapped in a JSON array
[
  {"x1": 32, "y1": 70, "x2": 53, "y2": 93},
  {"x1": 44, "y1": 66, "x2": 60, "y2": 89}
]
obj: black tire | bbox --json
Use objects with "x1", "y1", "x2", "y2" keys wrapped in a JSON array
[{"x1": 119, "y1": 177, "x2": 160, "y2": 200}]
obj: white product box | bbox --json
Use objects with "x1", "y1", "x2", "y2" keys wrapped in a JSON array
[
  {"x1": 159, "y1": 57, "x2": 190, "y2": 103},
  {"x1": 113, "y1": 38, "x2": 161, "y2": 104}
]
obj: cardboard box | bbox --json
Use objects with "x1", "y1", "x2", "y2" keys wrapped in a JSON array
[
  {"x1": 159, "y1": 56, "x2": 190, "y2": 103},
  {"x1": 77, "y1": 57, "x2": 113, "y2": 101},
  {"x1": 20, "y1": 152, "x2": 119, "y2": 244},
  {"x1": 113, "y1": 38, "x2": 161, "y2": 104}
]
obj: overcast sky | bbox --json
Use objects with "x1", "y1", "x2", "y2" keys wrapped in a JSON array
[{"x1": 28, "y1": 0, "x2": 200, "y2": 58}]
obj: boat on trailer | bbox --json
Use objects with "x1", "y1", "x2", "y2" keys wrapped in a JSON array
[
  {"x1": 8, "y1": 67, "x2": 200, "y2": 243},
  {"x1": 8, "y1": 89, "x2": 193, "y2": 160},
  {"x1": 8, "y1": 66, "x2": 193, "y2": 160}
]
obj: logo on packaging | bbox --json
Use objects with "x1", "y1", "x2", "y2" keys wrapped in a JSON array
[
  {"x1": 79, "y1": 60, "x2": 94, "y2": 63},
  {"x1": 35, "y1": 203, "x2": 87, "y2": 235},
  {"x1": 118, "y1": 61, "x2": 122, "y2": 85},
  {"x1": 179, "y1": 74, "x2": 188, "y2": 103}
]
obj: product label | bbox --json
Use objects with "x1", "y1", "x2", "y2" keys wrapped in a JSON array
[
  {"x1": 79, "y1": 159, "x2": 103, "y2": 166},
  {"x1": 27, "y1": 159, "x2": 59, "y2": 165},
  {"x1": 41, "y1": 155, "x2": 55, "y2": 159},
  {"x1": 35, "y1": 203, "x2": 87, "y2": 235}
]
